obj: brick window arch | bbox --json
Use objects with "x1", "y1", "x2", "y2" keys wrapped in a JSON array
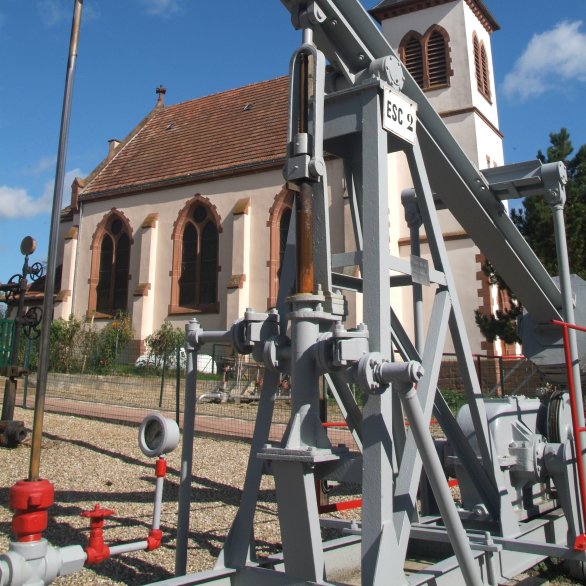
[
  {"x1": 88, "y1": 209, "x2": 133, "y2": 317},
  {"x1": 169, "y1": 195, "x2": 222, "y2": 314},
  {"x1": 400, "y1": 25, "x2": 452, "y2": 91},
  {"x1": 473, "y1": 32, "x2": 492, "y2": 102},
  {"x1": 267, "y1": 186, "x2": 294, "y2": 308}
]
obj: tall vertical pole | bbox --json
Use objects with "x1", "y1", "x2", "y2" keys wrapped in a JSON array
[
  {"x1": 29, "y1": 0, "x2": 83, "y2": 482},
  {"x1": 175, "y1": 319, "x2": 199, "y2": 575},
  {"x1": 551, "y1": 201, "x2": 586, "y2": 533}
]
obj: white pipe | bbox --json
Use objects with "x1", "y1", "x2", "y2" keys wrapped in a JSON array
[
  {"x1": 152, "y1": 475, "x2": 165, "y2": 530},
  {"x1": 109, "y1": 542, "x2": 148, "y2": 556}
]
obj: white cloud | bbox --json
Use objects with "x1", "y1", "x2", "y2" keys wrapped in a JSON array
[
  {"x1": 502, "y1": 20, "x2": 586, "y2": 101},
  {"x1": 37, "y1": 0, "x2": 70, "y2": 27},
  {"x1": 37, "y1": 0, "x2": 98, "y2": 28},
  {"x1": 0, "y1": 169, "x2": 83, "y2": 220},
  {"x1": 140, "y1": 0, "x2": 182, "y2": 17},
  {"x1": 24, "y1": 155, "x2": 57, "y2": 176}
]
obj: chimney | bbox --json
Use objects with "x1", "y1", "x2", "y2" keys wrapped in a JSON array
[
  {"x1": 70, "y1": 177, "x2": 84, "y2": 211},
  {"x1": 108, "y1": 139, "x2": 120, "y2": 158},
  {"x1": 156, "y1": 85, "x2": 167, "y2": 107}
]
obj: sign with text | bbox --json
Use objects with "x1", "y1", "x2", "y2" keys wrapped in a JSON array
[{"x1": 382, "y1": 88, "x2": 417, "y2": 145}]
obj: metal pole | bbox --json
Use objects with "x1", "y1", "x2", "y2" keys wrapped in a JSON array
[
  {"x1": 29, "y1": 0, "x2": 83, "y2": 482},
  {"x1": 551, "y1": 204, "x2": 585, "y2": 407},
  {"x1": 175, "y1": 319, "x2": 199, "y2": 575}
]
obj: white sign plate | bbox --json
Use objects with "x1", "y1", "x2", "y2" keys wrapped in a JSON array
[{"x1": 382, "y1": 88, "x2": 417, "y2": 145}]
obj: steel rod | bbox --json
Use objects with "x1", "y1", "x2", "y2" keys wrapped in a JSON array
[
  {"x1": 296, "y1": 182, "x2": 314, "y2": 294},
  {"x1": 398, "y1": 383, "x2": 482, "y2": 586},
  {"x1": 29, "y1": 0, "x2": 83, "y2": 482}
]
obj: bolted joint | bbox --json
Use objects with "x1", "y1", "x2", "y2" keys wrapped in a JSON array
[
  {"x1": 356, "y1": 354, "x2": 424, "y2": 395},
  {"x1": 356, "y1": 352, "x2": 387, "y2": 395},
  {"x1": 295, "y1": 2, "x2": 326, "y2": 29},
  {"x1": 233, "y1": 308, "x2": 280, "y2": 356},
  {"x1": 316, "y1": 325, "x2": 370, "y2": 372},
  {"x1": 262, "y1": 335, "x2": 291, "y2": 372},
  {"x1": 541, "y1": 161, "x2": 567, "y2": 208},
  {"x1": 369, "y1": 55, "x2": 404, "y2": 90}
]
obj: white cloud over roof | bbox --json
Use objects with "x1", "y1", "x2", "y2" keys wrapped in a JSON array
[
  {"x1": 502, "y1": 20, "x2": 586, "y2": 101},
  {"x1": 0, "y1": 169, "x2": 82, "y2": 219}
]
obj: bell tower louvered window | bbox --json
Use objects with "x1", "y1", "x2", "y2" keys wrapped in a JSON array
[
  {"x1": 402, "y1": 34, "x2": 424, "y2": 87},
  {"x1": 473, "y1": 33, "x2": 492, "y2": 102},
  {"x1": 400, "y1": 26, "x2": 451, "y2": 92},
  {"x1": 427, "y1": 30, "x2": 449, "y2": 87}
]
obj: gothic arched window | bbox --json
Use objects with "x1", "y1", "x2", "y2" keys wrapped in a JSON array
[
  {"x1": 88, "y1": 210, "x2": 133, "y2": 317},
  {"x1": 170, "y1": 195, "x2": 221, "y2": 314},
  {"x1": 400, "y1": 26, "x2": 452, "y2": 91},
  {"x1": 267, "y1": 187, "x2": 294, "y2": 308}
]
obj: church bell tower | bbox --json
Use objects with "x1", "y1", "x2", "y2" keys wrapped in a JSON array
[{"x1": 371, "y1": 0, "x2": 503, "y2": 170}]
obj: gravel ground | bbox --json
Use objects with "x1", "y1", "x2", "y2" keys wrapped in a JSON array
[
  {"x1": 1, "y1": 408, "x2": 580, "y2": 585},
  {"x1": 0, "y1": 407, "x2": 284, "y2": 585}
]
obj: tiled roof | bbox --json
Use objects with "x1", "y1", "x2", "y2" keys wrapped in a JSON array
[
  {"x1": 81, "y1": 76, "x2": 290, "y2": 200},
  {"x1": 370, "y1": 0, "x2": 499, "y2": 33}
]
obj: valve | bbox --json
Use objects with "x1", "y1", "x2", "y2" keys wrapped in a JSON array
[{"x1": 80, "y1": 504, "x2": 115, "y2": 565}]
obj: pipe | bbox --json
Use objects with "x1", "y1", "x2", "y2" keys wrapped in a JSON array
[
  {"x1": 397, "y1": 383, "x2": 482, "y2": 586},
  {"x1": 551, "y1": 201, "x2": 586, "y2": 535},
  {"x1": 29, "y1": 0, "x2": 83, "y2": 482}
]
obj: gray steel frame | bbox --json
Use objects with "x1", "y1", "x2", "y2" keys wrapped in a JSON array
[{"x1": 152, "y1": 1, "x2": 586, "y2": 585}]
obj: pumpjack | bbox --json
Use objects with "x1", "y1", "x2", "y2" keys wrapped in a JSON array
[
  {"x1": 2, "y1": 1, "x2": 585, "y2": 585},
  {"x1": 161, "y1": 1, "x2": 586, "y2": 585}
]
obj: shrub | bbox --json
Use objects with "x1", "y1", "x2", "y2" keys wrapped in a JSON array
[
  {"x1": 144, "y1": 321, "x2": 185, "y2": 370},
  {"x1": 49, "y1": 316, "x2": 83, "y2": 373},
  {"x1": 94, "y1": 312, "x2": 133, "y2": 370}
]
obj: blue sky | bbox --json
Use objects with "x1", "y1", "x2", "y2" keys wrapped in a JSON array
[{"x1": 0, "y1": 0, "x2": 585, "y2": 280}]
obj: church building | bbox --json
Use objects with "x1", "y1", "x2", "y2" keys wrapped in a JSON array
[{"x1": 55, "y1": 0, "x2": 505, "y2": 358}]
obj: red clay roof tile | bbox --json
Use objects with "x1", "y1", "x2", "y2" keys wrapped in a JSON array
[{"x1": 82, "y1": 76, "x2": 289, "y2": 199}]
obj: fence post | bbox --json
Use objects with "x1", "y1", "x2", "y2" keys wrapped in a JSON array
[
  {"x1": 499, "y1": 356, "x2": 505, "y2": 397},
  {"x1": 175, "y1": 345, "x2": 181, "y2": 425},
  {"x1": 158, "y1": 355, "x2": 167, "y2": 408},
  {"x1": 22, "y1": 337, "x2": 31, "y2": 408}
]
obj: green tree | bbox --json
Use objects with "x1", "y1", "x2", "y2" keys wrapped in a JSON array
[
  {"x1": 477, "y1": 129, "x2": 586, "y2": 344},
  {"x1": 474, "y1": 260, "x2": 522, "y2": 344},
  {"x1": 511, "y1": 128, "x2": 586, "y2": 279}
]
